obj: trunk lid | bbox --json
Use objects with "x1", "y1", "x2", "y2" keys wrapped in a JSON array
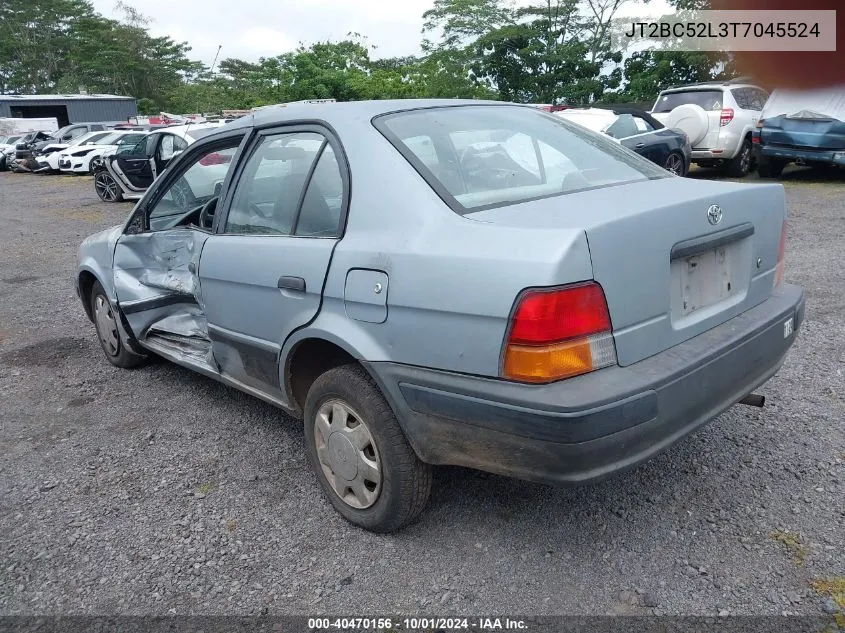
[
  {"x1": 761, "y1": 114, "x2": 845, "y2": 150},
  {"x1": 469, "y1": 177, "x2": 786, "y2": 366}
]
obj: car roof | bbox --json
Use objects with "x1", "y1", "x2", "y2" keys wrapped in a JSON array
[
  {"x1": 660, "y1": 82, "x2": 761, "y2": 94},
  {"x1": 556, "y1": 108, "x2": 617, "y2": 132},
  {"x1": 220, "y1": 99, "x2": 514, "y2": 132}
]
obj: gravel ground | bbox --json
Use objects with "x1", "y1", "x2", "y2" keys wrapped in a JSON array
[{"x1": 0, "y1": 168, "x2": 842, "y2": 617}]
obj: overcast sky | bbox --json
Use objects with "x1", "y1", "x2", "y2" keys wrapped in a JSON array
[{"x1": 89, "y1": 0, "x2": 673, "y2": 67}]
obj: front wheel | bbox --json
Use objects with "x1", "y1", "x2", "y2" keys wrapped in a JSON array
[
  {"x1": 94, "y1": 170, "x2": 123, "y2": 202},
  {"x1": 90, "y1": 281, "x2": 146, "y2": 369},
  {"x1": 664, "y1": 151, "x2": 687, "y2": 176},
  {"x1": 303, "y1": 365, "x2": 432, "y2": 532}
]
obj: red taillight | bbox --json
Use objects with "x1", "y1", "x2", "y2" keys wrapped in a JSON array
[
  {"x1": 774, "y1": 221, "x2": 787, "y2": 286},
  {"x1": 720, "y1": 108, "x2": 734, "y2": 127},
  {"x1": 199, "y1": 152, "x2": 231, "y2": 166},
  {"x1": 502, "y1": 282, "x2": 617, "y2": 383},
  {"x1": 509, "y1": 283, "x2": 610, "y2": 344},
  {"x1": 752, "y1": 135, "x2": 760, "y2": 144}
]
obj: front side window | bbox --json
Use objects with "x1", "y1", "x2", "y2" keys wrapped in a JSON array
[
  {"x1": 125, "y1": 134, "x2": 158, "y2": 157},
  {"x1": 224, "y1": 132, "x2": 340, "y2": 236},
  {"x1": 375, "y1": 105, "x2": 667, "y2": 213},
  {"x1": 147, "y1": 144, "x2": 239, "y2": 227}
]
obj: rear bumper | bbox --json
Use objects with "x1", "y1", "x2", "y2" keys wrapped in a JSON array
[
  {"x1": 756, "y1": 144, "x2": 845, "y2": 166},
  {"x1": 691, "y1": 149, "x2": 732, "y2": 161},
  {"x1": 365, "y1": 284, "x2": 804, "y2": 485}
]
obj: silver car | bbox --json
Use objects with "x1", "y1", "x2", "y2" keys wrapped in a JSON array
[{"x1": 76, "y1": 100, "x2": 804, "y2": 532}]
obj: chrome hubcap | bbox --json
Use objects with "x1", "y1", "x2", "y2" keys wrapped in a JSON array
[
  {"x1": 314, "y1": 400, "x2": 381, "y2": 509},
  {"x1": 95, "y1": 173, "x2": 118, "y2": 201},
  {"x1": 93, "y1": 295, "x2": 119, "y2": 356}
]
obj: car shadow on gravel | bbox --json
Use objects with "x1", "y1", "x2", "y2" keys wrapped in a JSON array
[{"x1": 1, "y1": 336, "x2": 94, "y2": 367}]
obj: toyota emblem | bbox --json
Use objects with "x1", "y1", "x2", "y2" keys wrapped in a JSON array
[{"x1": 707, "y1": 204, "x2": 723, "y2": 226}]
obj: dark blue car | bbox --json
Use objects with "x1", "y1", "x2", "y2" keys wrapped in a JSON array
[{"x1": 754, "y1": 88, "x2": 845, "y2": 177}]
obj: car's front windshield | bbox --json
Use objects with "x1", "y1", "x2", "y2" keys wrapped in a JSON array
[{"x1": 374, "y1": 105, "x2": 668, "y2": 214}]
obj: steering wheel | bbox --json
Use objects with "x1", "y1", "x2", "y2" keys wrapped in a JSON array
[{"x1": 198, "y1": 197, "x2": 217, "y2": 230}]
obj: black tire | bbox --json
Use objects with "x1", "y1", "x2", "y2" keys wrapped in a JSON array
[
  {"x1": 94, "y1": 169, "x2": 123, "y2": 202},
  {"x1": 726, "y1": 138, "x2": 753, "y2": 177},
  {"x1": 303, "y1": 364, "x2": 432, "y2": 532},
  {"x1": 89, "y1": 281, "x2": 146, "y2": 369},
  {"x1": 664, "y1": 151, "x2": 687, "y2": 177},
  {"x1": 757, "y1": 155, "x2": 787, "y2": 178}
]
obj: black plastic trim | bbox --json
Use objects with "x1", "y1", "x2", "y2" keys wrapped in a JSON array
[
  {"x1": 670, "y1": 222, "x2": 755, "y2": 261},
  {"x1": 120, "y1": 293, "x2": 197, "y2": 314}
]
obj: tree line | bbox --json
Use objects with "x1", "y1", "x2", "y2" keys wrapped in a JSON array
[{"x1": 0, "y1": 0, "x2": 735, "y2": 114}]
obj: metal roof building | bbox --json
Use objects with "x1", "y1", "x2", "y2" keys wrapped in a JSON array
[{"x1": 0, "y1": 94, "x2": 137, "y2": 126}]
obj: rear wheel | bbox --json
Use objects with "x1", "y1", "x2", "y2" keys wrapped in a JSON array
[
  {"x1": 303, "y1": 364, "x2": 432, "y2": 532},
  {"x1": 94, "y1": 170, "x2": 123, "y2": 202},
  {"x1": 757, "y1": 155, "x2": 787, "y2": 178},
  {"x1": 726, "y1": 139, "x2": 752, "y2": 177},
  {"x1": 90, "y1": 281, "x2": 146, "y2": 369},
  {"x1": 664, "y1": 151, "x2": 686, "y2": 176}
]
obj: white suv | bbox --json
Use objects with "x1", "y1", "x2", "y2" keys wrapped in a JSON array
[{"x1": 651, "y1": 80, "x2": 769, "y2": 177}]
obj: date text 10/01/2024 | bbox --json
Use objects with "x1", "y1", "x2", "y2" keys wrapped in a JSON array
[{"x1": 308, "y1": 618, "x2": 529, "y2": 630}]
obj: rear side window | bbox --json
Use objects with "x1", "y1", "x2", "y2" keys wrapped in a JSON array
[
  {"x1": 653, "y1": 90, "x2": 723, "y2": 113},
  {"x1": 225, "y1": 132, "x2": 343, "y2": 237},
  {"x1": 605, "y1": 114, "x2": 641, "y2": 139},
  {"x1": 375, "y1": 105, "x2": 667, "y2": 214}
]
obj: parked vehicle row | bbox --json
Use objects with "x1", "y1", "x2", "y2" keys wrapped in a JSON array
[
  {"x1": 92, "y1": 122, "x2": 227, "y2": 202},
  {"x1": 75, "y1": 99, "x2": 803, "y2": 532}
]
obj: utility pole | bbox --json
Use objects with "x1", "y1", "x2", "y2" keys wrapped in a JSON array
[{"x1": 200, "y1": 45, "x2": 222, "y2": 117}]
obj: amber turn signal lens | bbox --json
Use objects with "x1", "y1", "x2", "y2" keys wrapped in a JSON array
[{"x1": 503, "y1": 338, "x2": 594, "y2": 384}]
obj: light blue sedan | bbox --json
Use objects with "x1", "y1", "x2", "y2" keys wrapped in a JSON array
[{"x1": 76, "y1": 100, "x2": 804, "y2": 532}]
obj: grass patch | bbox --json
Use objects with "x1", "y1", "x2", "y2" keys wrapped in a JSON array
[
  {"x1": 195, "y1": 482, "x2": 213, "y2": 496},
  {"x1": 812, "y1": 578, "x2": 845, "y2": 609},
  {"x1": 770, "y1": 530, "x2": 809, "y2": 565}
]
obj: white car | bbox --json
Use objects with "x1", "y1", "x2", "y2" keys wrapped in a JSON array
[
  {"x1": 34, "y1": 131, "x2": 115, "y2": 173},
  {"x1": 651, "y1": 79, "x2": 769, "y2": 177},
  {"x1": 94, "y1": 123, "x2": 228, "y2": 202},
  {"x1": 58, "y1": 130, "x2": 149, "y2": 175},
  {"x1": 0, "y1": 135, "x2": 24, "y2": 171}
]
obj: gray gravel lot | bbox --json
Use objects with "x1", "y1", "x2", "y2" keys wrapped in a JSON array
[{"x1": 0, "y1": 168, "x2": 842, "y2": 617}]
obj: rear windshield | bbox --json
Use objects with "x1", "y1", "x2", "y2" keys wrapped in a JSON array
[
  {"x1": 653, "y1": 90, "x2": 723, "y2": 113},
  {"x1": 374, "y1": 105, "x2": 667, "y2": 214}
]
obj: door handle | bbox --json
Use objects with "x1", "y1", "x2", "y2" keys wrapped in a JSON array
[{"x1": 277, "y1": 276, "x2": 306, "y2": 292}]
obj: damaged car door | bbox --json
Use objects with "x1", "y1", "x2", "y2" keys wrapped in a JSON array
[{"x1": 111, "y1": 133, "x2": 246, "y2": 367}]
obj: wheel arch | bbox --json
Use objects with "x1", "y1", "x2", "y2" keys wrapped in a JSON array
[{"x1": 280, "y1": 319, "x2": 391, "y2": 416}]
